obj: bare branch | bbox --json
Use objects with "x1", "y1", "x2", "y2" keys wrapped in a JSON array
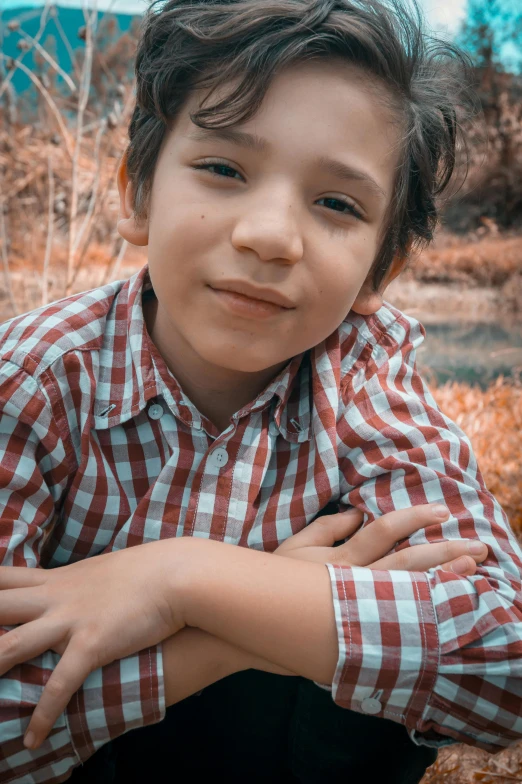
[
  {"x1": 72, "y1": 118, "x2": 107, "y2": 258},
  {"x1": 0, "y1": 201, "x2": 18, "y2": 318},
  {"x1": 103, "y1": 237, "x2": 128, "y2": 286},
  {"x1": 42, "y1": 153, "x2": 55, "y2": 307},
  {"x1": 65, "y1": 0, "x2": 97, "y2": 295},
  {"x1": 0, "y1": 56, "x2": 73, "y2": 159},
  {"x1": 0, "y1": 2, "x2": 52, "y2": 100},
  {"x1": 17, "y1": 28, "x2": 77, "y2": 93}
]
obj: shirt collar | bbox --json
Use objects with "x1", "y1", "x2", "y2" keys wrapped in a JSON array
[
  {"x1": 93, "y1": 265, "x2": 161, "y2": 429},
  {"x1": 93, "y1": 264, "x2": 313, "y2": 442}
]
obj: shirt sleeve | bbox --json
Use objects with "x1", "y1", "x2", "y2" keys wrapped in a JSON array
[
  {"x1": 0, "y1": 360, "x2": 165, "y2": 783},
  {"x1": 326, "y1": 313, "x2": 522, "y2": 753}
]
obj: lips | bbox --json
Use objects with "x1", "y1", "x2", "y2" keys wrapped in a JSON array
[
  {"x1": 209, "y1": 287, "x2": 290, "y2": 320},
  {"x1": 209, "y1": 280, "x2": 295, "y2": 309}
]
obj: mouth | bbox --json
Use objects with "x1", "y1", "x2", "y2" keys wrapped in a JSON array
[
  {"x1": 209, "y1": 280, "x2": 296, "y2": 310},
  {"x1": 208, "y1": 285, "x2": 292, "y2": 320}
]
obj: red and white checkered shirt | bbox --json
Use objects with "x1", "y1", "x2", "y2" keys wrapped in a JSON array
[{"x1": 0, "y1": 265, "x2": 521, "y2": 782}]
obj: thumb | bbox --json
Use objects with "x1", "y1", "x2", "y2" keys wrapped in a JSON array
[{"x1": 275, "y1": 508, "x2": 363, "y2": 552}]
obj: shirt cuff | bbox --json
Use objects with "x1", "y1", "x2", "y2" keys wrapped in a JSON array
[
  {"x1": 325, "y1": 563, "x2": 439, "y2": 728},
  {"x1": 66, "y1": 644, "x2": 166, "y2": 762},
  {"x1": 312, "y1": 681, "x2": 332, "y2": 692}
]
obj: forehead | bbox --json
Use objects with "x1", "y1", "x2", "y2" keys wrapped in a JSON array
[{"x1": 174, "y1": 59, "x2": 402, "y2": 195}]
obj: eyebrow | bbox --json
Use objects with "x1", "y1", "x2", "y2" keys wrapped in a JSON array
[{"x1": 186, "y1": 127, "x2": 387, "y2": 200}]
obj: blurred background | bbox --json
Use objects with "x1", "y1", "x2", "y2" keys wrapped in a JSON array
[{"x1": 0, "y1": 1, "x2": 521, "y2": 780}]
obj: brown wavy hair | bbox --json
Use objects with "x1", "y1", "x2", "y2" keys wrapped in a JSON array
[{"x1": 126, "y1": 0, "x2": 475, "y2": 289}]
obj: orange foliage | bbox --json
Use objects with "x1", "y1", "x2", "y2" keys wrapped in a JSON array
[
  {"x1": 412, "y1": 235, "x2": 522, "y2": 288},
  {"x1": 421, "y1": 740, "x2": 522, "y2": 784},
  {"x1": 431, "y1": 377, "x2": 522, "y2": 537}
]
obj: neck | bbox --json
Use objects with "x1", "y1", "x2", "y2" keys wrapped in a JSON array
[{"x1": 143, "y1": 295, "x2": 287, "y2": 432}]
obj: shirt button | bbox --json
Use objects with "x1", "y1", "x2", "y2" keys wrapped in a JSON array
[
  {"x1": 361, "y1": 697, "x2": 382, "y2": 715},
  {"x1": 148, "y1": 403, "x2": 164, "y2": 421},
  {"x1": 208, "y1": 448, "x2": 229, "y2": 469}
]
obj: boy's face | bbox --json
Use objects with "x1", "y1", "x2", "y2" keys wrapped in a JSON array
[{"x1": 118, "y1": 60, "x2": 404, "y2": 377}]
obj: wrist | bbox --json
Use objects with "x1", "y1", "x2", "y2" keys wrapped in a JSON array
[
  {"x1": 162, "y1": 628, "x2": 250, "y2": 707},
  {"x1": 163, "y1": 536, "x2": 220, "y2": 629}
]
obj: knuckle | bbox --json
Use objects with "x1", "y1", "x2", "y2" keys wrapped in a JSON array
[
  {"x1": 73, "y1": 632, "x2": 102, "y2": 667},
  {"x1": 76, "y1": 631, "x2": 96, "y2": 653},
  {"x1": 1, "y1": 630, "x2": 20, "y2": 655},
  {"x1": 390, "y1": 548, "x2": 408, "y2": 569},
  {"x1": 375, "y1": 516, "x2": 394, "y2": 540},
  {"x1": 460, "y1": 555, "x2": 475, "y2": 572},
  {"x1": 44, "y1": 677, "x2": 67, "y2": 700},
  {"x1": 315, "y1": 515, "x2": 333, "y2": 529},
  {"x1": 467, "y1": 558, "x2": 478, "y2": 574}
]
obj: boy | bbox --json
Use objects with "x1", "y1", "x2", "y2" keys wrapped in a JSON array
[{"x1": 0, "y1": 0, "x2": 521, "y2": 781}]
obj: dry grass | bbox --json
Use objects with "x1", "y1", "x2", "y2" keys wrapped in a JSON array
[
  {"x1": 421, "y1": 741, "x2": 522, "y2": 784},
  {"x1": 432, "y1": 377, "x2": 522, "y2": 535},
  {"x1": 419, "y1": 378, "x2": 522, "y2": 784},
  {"x1": 0, "y1": 121, "x2": 131, "y2": 317},
  {"x1": 405, "y1": 230, "x2": 522, "y2": 314},
  {"x1": 413, "y1": 234, "x2": 522, "y2": 288}
]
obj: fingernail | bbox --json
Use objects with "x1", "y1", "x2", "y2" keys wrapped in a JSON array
[
  {"x1": 451, "y1": 557, "x2": 470, "y2": 574},
  {"x1": 24, "y1": 731, "x2": 36, "y2": 749},
  {"x1": 468, "y1": 541, "x2": 485, "y2": 555},
  {"x1": 431, "y1": 505, "x2": 449, "y2": 519}
]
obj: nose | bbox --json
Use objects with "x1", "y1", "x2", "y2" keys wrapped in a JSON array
[{"x1": 230, "y1": 184, "x2": 304, "y2": 264}]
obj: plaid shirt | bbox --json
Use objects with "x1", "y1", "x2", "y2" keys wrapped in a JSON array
[{"x1": 0, "y1": 265, "x2": 521, "y2": 783}]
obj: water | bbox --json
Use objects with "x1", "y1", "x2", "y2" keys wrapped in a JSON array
[{"x1": 418, "y1": 321, "x2": 522, "y2": 387}]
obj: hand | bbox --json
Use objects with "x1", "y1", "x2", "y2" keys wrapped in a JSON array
[
  {"x1": 275, "y1": 504, "x2": 488, "y2": 575},
  {"x1": 0, "y1": 540, "x2": 185, "y2": 750}
]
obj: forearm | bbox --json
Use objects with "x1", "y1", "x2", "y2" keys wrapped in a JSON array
[
  {"x1": 162, "y1": 628, "x2": 247, "y2": 705},
  {"x1": 162, "y1": 627, "x2": 297, "y2": 707},
  {"x1": 174, "y1": 538, "x2": 338, "y2": 685}
]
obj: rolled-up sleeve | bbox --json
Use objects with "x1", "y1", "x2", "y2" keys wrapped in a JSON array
[
  {"x1": 326, "y1": 313, "x2": 522, "y2": 752},
  {"x1": 0, "y1": 361, "x2": 165, "y2": 783}
]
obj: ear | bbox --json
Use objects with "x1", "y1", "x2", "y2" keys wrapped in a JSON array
[
  {"x1": 351, "y1": 247, "x2": 409, "y2": 316},
  {"x1": 116, "y1": 151, "x2": 149, "y2": 246}
]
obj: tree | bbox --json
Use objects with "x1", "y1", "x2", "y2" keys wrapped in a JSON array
[
  {"x1": 443, "y1": 0, "x2": 522, "y2": 229},
  {"x1": 456, "y1": 0, "x2": 522, "y2": 73}
]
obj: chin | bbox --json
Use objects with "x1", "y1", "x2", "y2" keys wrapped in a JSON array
[{"x1": 198, "y1": 343, "x2": 281, "y2": 374}]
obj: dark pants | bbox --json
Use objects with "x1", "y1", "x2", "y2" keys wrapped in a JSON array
[{"x1": 69, "y1": 670, "x2": 437, "y2": 783}]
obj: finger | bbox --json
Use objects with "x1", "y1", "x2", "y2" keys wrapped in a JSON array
[
  {"x1": 24, "y1": 642, "x2": 94, "y2": 750},
  {"x1": 440, "y1": 556, "x2": 478, "y2": 576},
  {"x1": 0, "y1": 586, "x2": 48, "y2": 625},
  {"x1": 0, "y1": 620, "x2": 62, "y2": 677},
  {"x1": 369, "y1": 539, "x2": 488, "y2": 572},
  {"x1": 338, "y1": 504, "x2": 450, "y2": 566},
  {"x1": 276, "y1": 509, "x2": 363, "y2": 551},
  {"x1": 0, "y1": 566, "x2": 46, "y2": 590}
]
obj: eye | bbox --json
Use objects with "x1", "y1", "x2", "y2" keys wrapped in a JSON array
[
  {"x1": 192, "y1": 161, "x2": 243, "y2": 180},
  {"x1": 317, "y1": 197, "x2": 363, "y2": 221},
  {"x1": 192, "y1": 160, "x2": 364, "y2": 220}
]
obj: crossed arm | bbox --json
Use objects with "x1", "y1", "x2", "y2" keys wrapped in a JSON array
[{"x1": 0, "y1": 503, "x2": 488, "y2": 751}]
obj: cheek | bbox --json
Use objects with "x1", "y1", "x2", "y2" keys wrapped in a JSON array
[
  {"x1": 312, "y1": 256, "x2": 371, "y2": 316},
  {"x1": 147, "y1": 204, "x2": 218, "y2": 281}
]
